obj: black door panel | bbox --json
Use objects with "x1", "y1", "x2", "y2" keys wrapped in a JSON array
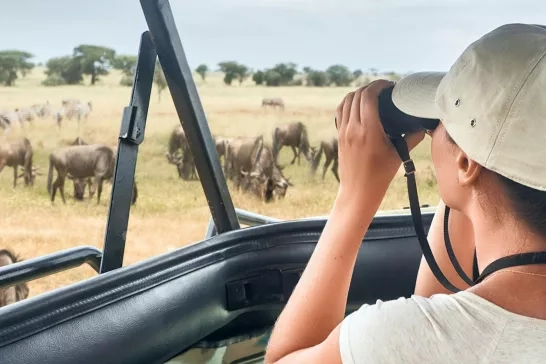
[{"x1": 0, "y1": 211, "x2": 433, "y2": 364}]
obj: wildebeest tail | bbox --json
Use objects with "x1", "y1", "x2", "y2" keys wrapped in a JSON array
[{"x1": 47, "y1": 155, "x2": 55, "y2": 195}]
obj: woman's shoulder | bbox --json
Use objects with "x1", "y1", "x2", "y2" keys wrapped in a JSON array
[{"x1": 339, "y1": 291, "x2": 539, "y2": 364}]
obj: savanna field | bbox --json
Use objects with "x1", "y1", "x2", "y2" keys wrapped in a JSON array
[{"x1": 0, "y1": 68, "x2": 440, "y2": 298}]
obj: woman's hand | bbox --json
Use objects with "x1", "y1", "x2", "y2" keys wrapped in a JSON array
[{"x1": 335, "y1": 80, "x2": 425, "y2": 207}]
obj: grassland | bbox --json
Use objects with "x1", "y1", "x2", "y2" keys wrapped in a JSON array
[{"x1": 0, "y1": 68, "x2": 439, "y2": 298}]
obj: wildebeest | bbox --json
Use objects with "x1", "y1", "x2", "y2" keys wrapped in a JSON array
[
  {"x1": 47, "y1": 144, "x2": 136, "y2": 204},
  {"x1": 0, "y1": 137, "x2": 36, "y2": 187},
  {"x1": 239, "y1": 140, "x2": 293, "y2": 202},
  {"x1": 261, "y1": 97, "x2": 285, "y2": 111},
  {"x1": 272, "y1": 121, "x2": 316, "y2": 166},
  {"x1": 224, "y1": 136, "x2": 264, "y2": 186},
  {"x1": 311, "y1": 137, "x2": 339, "y2": 182},
  {"x1": 0, "y1": 249, "x2": 30, "y2": 308},
  {"x1": 165, "y1": 124, "x2": 197, "y2": 180},
  {"x1": 225, "y1": 135, "x2": 292, "y2": 201}
]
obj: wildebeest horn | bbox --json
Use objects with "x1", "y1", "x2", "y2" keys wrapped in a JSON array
[
  {"x1": 276, "y1": 164, "x2": 286, "y2": 171},
  {"x1": 240, "y1": 170, "x2": 249, "y2": 176},
  {"x1": 286, "y1": 177, "x2": 294, "y2": 186}
]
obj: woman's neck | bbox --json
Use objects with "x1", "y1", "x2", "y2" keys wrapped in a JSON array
[{"x1": 469, "y1": 203, "x2": 546, "y2": 272}]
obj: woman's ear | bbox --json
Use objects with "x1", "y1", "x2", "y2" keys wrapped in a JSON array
[{"x1": 456, "y1": 149, "x2": 482, "y2": 186}]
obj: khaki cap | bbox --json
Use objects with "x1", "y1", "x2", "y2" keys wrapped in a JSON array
[{"x1": 392, "y1": 23, "x2": 546, "y2": 191}]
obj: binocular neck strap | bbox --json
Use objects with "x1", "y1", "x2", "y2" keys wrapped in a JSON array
[
  {"x1": 391, "y1": 136, "x2": 546, "y2": 292},
  {"x1": 390, "y1": 136, "x2": 463, "y2": 293}
]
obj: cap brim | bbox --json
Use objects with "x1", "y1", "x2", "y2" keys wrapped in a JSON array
[{"x1": 392, "y1": 72, "x2": 446, "y2": 119}]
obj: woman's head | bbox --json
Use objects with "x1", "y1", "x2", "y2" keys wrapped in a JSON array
[
  {"x1": 430, "y1": 122, "x2": 546, "y2": 239},
  {"x1": 391, "y1": 23, "x2": 546, "y2": 237}
]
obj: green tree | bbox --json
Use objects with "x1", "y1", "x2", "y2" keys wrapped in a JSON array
[
  {"x1": 307, "y1": 70, "x2": 329, "y2": 87},
  {"x1": 195, "y1": 64, "x2": 208, "y2": 82},
  {"x1": 217, "y1": 61, "x2": 249, "y2": 86},
  {"x1": 253, "y1": 70, "x2": 265, "y2": 85},
  {"x1": 326, "y1": 64, "x2": 353, "y2": 86},
  {"x1": 113, "y1": 55, "x2": 137, "y2": 86},
  {"x1": 353, "y1": 69, "x2": 363, "y2": 78},
  {"x1": 264, "y1": 70, "x2": 281, "y2": 86},
  {"x1": 43, "y1": 56, "x2": 83, "y2": 85},
  {"x1": 269, "y1": 62, "x2": 298, "y2": 85},
  {"x1": 154, "y1": 61, "x2": 167, "y2": 103},
  {"x1": 236, "y1": 64, "x2": 250, "y2": 85},
  {"x1": 73, "y1": 45, "x2": 116, "y2": 85},
  {"x1": 0, "y1": 50, "x2": 34, "y2": 86},
  {"x1": 113, "y1": 55, "x2": 137, "y2": 76}
]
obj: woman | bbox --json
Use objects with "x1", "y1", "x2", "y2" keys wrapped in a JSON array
[{"x1": 264, "y1": 23, "x2": 546, "y2": 363}]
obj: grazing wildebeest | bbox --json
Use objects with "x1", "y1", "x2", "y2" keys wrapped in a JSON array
[
  {"x1": 272, "y1": 121, "x2": 316, "y2": 166},
  {"x1": 0, "y1": 249, "x2": 30, "y2": 308},
  {"x1": 47, "y1": 144, "x2": 115, "y2": 204},
  {"x1": 0, "y1": 137, "x2": 36, "y2": 187},
  {"x1": 239, "y1": 140, "x2": 293, "y2": 202},
  {"x1": 224, "y1": 136, "x2": 264, "y2": 186},
  {"x1": 311, "y1": 137, "x2": 339, "y2": 182},
  {"x1": 48, "y1": 143, "x2": 138, "y2": 205},
  {"x1": 165, "y1": 124, "x2": 197, "y2": 180},
  {"x1": 261, "y1": 97, "x2": 285, "y2": 111}
]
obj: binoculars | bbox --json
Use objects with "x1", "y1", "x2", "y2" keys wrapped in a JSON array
[
  {"x1": 377, "y1": 85, "x2": 440, "y2": 140},
  {"x1": 334, "y1": 85, "x2": 440, "y2": 140}
]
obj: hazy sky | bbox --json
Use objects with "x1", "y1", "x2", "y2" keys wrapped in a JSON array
[{"x1": 1, "y1": 0, "x2": 545, "y2": 73}]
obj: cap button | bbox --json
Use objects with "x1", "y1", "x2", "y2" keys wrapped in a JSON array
[
  {"x1": 470, "y1": 119, "x2": 476, "y2": 127},
  {"x1": 455, "y1": 99, "x2": 461, "y2": 106}
]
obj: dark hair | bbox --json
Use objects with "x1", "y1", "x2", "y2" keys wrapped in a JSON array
[{"x1": 445, "y1": 130, "x2": 546, "y2": 238}]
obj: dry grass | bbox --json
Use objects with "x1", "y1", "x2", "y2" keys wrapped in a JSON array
[{"x1": 0, "y1": 68, "x2": 439, "y2": 298}]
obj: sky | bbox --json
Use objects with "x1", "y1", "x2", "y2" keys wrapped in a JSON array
[{"x1": 1, "y1": 0, "x2": 545, "y2": 73}]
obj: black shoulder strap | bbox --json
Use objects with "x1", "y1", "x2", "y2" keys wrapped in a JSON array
[
  {"x1": 443, "y1": 206, "x2": 474, "y2": 286},
  {"x1": 391, "y1": 137, "x2": 462, "y2": 293}
]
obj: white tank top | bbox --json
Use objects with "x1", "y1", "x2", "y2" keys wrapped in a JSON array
[{"x1": 339, "y1": 291, "x2": 546, "y2": 363}]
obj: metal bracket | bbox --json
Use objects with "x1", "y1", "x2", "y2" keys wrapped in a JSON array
[
  {"x1": 100, "y1": 31, "x2": 156, "y2": 274},
  {"x1": 119, "y1": 106, "x2": 142, "y2": 145}
]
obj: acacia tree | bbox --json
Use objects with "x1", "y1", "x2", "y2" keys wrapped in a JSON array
[
  {"x1": 113, "y1": 54, "x2": 137, "y2": 86},
  {"x1": 195, "y1": 64, "x2": 208, "y2": 82},
  {"x1": 0, "y1": 50, "x2": 34, "y2": 86},
  {"x1": 217, "y1": 61, "x2": 250, "y2": 86},
  {"x1": 42, "y1": 56, "x2": 84, "y2": 86},
  {"x1": 73, "y1": 45, "x2": 116, "y2": 85}
]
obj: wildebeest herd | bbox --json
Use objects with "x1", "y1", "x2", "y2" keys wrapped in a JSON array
[
  {"x1": 0, "y1": 97, "x2": 340, "y2": 308},
  {"x1": 164, "y1": 117, "x2": 340, "y2": 203}
]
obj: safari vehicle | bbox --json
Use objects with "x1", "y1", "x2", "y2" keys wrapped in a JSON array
[{"x1": 0, "y1": 1, "x2": 441, "y2": 363}]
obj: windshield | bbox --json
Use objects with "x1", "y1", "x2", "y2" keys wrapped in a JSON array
[{"x1": 0, "y1": 0, "x2": 544, "y2": 360}]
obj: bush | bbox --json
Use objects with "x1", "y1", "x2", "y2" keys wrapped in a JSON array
[
  {"x1": 120, "y1": 75, "x2": 134, "y2": 87},
  {"x1": 42, "y1": 74, "x2": 67, "y2": 86}
]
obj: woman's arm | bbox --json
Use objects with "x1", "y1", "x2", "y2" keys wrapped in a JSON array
[
  {"x1": 264, "y1": 80, "x2": 425, "y2": 364},
  {"x1": 414, "y1": 200, "x2": 476, "y2": 296}
]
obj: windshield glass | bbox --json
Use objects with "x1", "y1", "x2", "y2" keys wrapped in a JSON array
[{"x1": 0, "y1": 0, "x2": 543, "y2": 340}]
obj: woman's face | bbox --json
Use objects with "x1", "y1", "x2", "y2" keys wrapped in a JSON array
[{"x1": 430, "y1": 122, "x2": 469, "y2": 211}]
